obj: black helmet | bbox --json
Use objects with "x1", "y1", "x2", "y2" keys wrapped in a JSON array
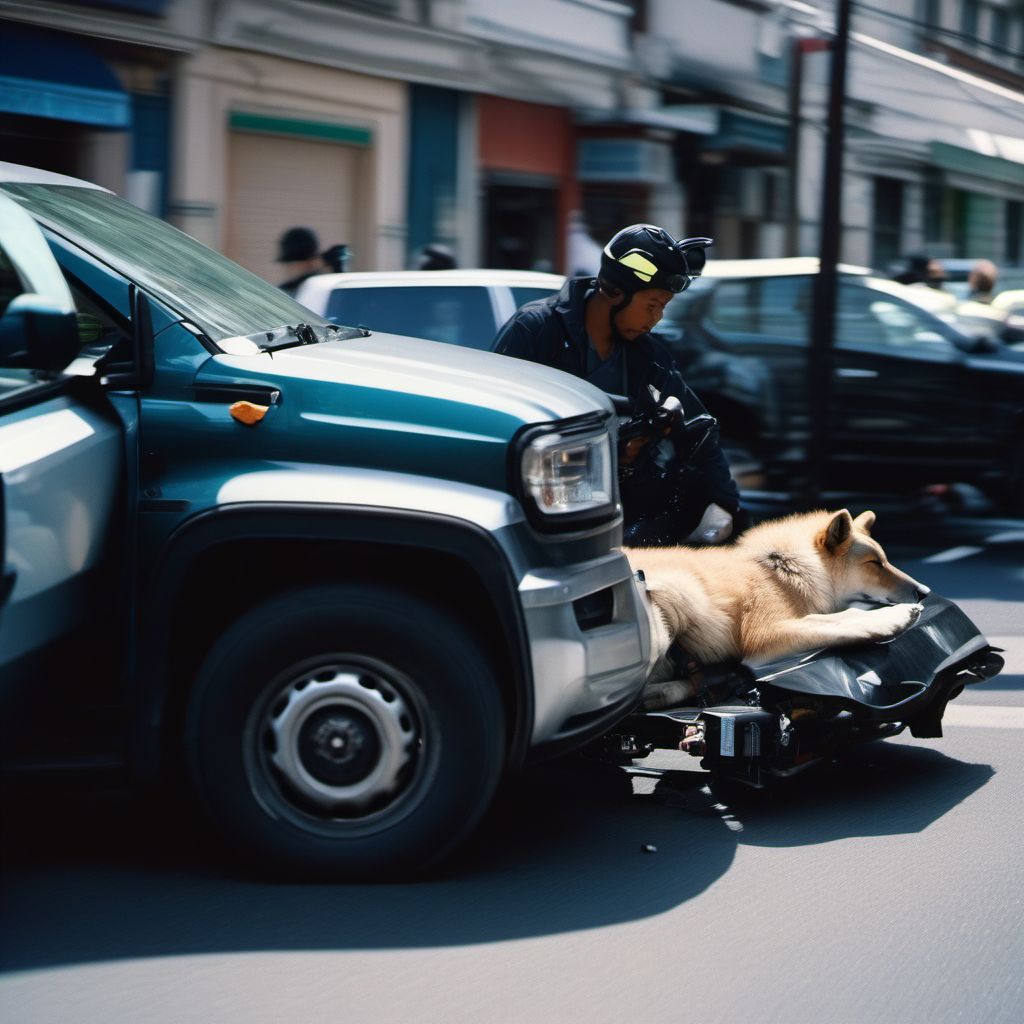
[
  {"x1": 277, "y1": 226, "x2": 320, "y2": 263},
  {"x1": 599, "y1": 224, "x2": 712, "y2": 296}
]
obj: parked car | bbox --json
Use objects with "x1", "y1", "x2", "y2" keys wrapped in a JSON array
[
  {"x1": 658, "y1": 258, "x2": 1024, "y2": 509},
  {"x1": 0, "y1": 164, "x2": 649, "y2": 879},
  {"x1": 295, "y1": 269, "x2": 564, "y2": 350}
]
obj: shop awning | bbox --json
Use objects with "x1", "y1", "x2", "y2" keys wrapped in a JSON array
[
  {"x1": 577, "y1": 104, "x2": 788, "y2": 157},
  {"x1": 701, "y1": 109, "x2": 789, "y2": 157},
  {"x1": 931, "y1": 135, "x2": 1024, "y2": 188},
  {"x1": 0, "y1": 25, "x2": 130, "y2": 128}
]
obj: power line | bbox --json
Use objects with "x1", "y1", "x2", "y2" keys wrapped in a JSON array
[{"x1": 855, "y1": 1, "x2": 1024, "y2": 64}]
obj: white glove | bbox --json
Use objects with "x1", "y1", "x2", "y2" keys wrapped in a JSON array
[{"x1": 685, "y1": 502, "x2": 733, "y2": 545}]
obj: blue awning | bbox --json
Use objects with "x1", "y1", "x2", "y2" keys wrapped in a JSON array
[
  {"x1": 703, "y1": 109, "x2": 788, "y2": 157},
  {"x1": 0, "y1": 25, "x2": 130, "y2": 128}
]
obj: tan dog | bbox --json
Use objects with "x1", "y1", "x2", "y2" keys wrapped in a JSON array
[{"x1": 627, "y1": 509, "x2": 929, "y2": 707}]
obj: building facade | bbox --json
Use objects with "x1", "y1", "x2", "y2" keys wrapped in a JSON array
[
  {"x1": 640, "y1": 0, "x2": 1024, "y2": 267},
  {"x1": 2, "y1": 0, "x2": 1021, "y2": 278}
]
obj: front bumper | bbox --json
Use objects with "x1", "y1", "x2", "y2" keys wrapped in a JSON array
[{"x1": 517, "y1": 550, "x2": 650, "y2": 755}]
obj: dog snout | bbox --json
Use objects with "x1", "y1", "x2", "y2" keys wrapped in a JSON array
[{"x1": 914, "y1": 583, "x2": 931, "y2": 600}]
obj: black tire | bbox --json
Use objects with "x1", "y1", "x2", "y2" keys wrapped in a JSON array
[{"x1": 185, "y1": 584, "x2": 505, "y2": 880}]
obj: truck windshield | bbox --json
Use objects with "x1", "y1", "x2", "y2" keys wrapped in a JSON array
[{"x1": 0, "y1": 182, "x2": 334, "y2": 344}]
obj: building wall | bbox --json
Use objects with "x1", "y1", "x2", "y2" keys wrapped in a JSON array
[
  {"x1": 168, "y1": 46, "x2": 407, "y2": 275},
  {"x1": 407, "y1": 84, "x2": 461, "y2": 267}
]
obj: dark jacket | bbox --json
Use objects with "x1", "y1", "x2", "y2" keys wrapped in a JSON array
[{"x1": 494, "y1": 277, "x2": 739, "y2": 515}]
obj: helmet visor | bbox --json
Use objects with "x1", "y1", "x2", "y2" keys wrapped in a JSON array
[{"x1": 607, "y1": 248, "x2": 692, "y2": 293}]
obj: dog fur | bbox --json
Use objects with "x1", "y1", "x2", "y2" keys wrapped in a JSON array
[{"x1": 627, "y1": 509, "x2": 929, "y2": 707}]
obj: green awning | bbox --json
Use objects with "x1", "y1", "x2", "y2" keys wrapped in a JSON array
[
  {"x1": 930, "y1": 141, "x2": 1024, "y2": 187},
  {"x1": 703, "y1": 110, "x2": 788, "y2": 156},
  {"x1": 229, "y1": 112, "x2": 372, "y2": 147}
]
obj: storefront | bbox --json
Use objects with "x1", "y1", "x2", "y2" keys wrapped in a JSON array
[
  {"x1": 169, "y1": 47, "x2": 407, "y2": 280},
  {"x1": 477, "y1": 96, "x2": 578, "y2": 273}
]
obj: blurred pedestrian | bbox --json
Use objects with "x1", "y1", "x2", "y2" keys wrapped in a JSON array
[
  {"x1": 321, "y1": 243, "x2": 351, "y2": 274},
  {"x1": 967, "y1": 259, "x2": 998, "y2": 303},
  {"x1": 276, "y1": 226, "x2": 324, "y2": 296},
  {"x1": 417, "y1": 243, "x2": 457, "y2": 271},
  {"x1": 893, "y1": 253, "x2": 930, "y2": 286},
  {"x1": 924, "y1": 258, "x2": 949, "y2": 290}
]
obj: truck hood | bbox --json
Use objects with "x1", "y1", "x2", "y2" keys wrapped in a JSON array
[
  {"x1": 195, "y1": 332, "x2": 615, "y2": 494},
  {"x1": 222, "y1": 332, "x2": 612, "y2": 425}
]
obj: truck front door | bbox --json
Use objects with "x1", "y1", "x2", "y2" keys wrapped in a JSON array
[{"x1": 0, "y1": 194, "x2": 124, "y2": 768}]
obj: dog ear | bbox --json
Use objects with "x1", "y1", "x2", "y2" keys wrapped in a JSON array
[
  {"x1": 854, "y1": 510, "x2": 876, "y2": 534},
  {"x1": 822, "y1": 509, "x2": 853, "y2": 552}
]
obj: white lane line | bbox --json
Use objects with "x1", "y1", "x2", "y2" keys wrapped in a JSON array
[
  {"x1": 922, "y1": 546, "x2": 984, "y2": 564},
  {"x1": 944, "y1": 705, "x2": 1024, "y2": 729},
  {"x1": 985, "y1": 531, "x2": 1024, "y2": 544}
]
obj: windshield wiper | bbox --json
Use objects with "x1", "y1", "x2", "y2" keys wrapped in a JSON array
[{"x1": 258, "y1": 322, "x2": 363, "y2": 353}]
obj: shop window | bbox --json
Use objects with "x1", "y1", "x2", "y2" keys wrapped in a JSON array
[
  {"x1": 1006, "y1": 201, "x2": 1022, "y2": 265},
  {"x1": 922, "y1": 0, "x2": 941, "y2": 27},
  {"x1": 872, "y1": 177, "x2": 904, "y2": 271},
  {"x1": 988, "y1": 3, "x2": 1009, "y2": 47},
  {"x1": 485, "y1": 185, "x2": 557, "y2": 272},
  {"x1": 961, "y1": 0, "x2": 979, "y2": 38}
]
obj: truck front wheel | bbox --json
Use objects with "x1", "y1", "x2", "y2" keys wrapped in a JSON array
[{"x1": 185, "y1": 584, "x2": 504, "y2": 879}]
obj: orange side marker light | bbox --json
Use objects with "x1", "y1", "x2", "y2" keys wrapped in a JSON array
[{"x1": 230, "y1": 401, "x2": 269, "y2": 425}]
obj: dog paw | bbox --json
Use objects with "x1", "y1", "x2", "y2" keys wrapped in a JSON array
[
  {"x1": 642, "y1": 679, "x2": 695, "y2": 710},
  {"x1": 874, "y1": 602, "x2": 924, "y2": 637}
]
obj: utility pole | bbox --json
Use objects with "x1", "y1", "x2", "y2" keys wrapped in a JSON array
[
  {"x1": 806, "y1": 0, "x2": 852, "y2": 504},
  {"x1": 786, "y1": 34, "x2": 831, "y2": 257}
]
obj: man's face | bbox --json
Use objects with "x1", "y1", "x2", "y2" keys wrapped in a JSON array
[{"x1": 612, "y1": 288, "x2": 675, "y2": 340}]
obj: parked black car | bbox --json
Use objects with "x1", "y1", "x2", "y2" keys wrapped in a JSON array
[{"x1": 659, "y1": 259, "x2": 1024, "y2": 509}]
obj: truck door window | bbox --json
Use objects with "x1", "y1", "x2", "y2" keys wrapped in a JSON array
[{"x1": 65, "y1": 276, "x2": 131, "y2": 365}]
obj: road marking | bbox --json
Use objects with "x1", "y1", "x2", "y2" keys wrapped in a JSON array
[
  {"x1": 922, "y1": 546, "x2": 984, "y2": 564},
  {"x1": 985, "y1": 531, "x2": 1024, "y2": 544},
  {"x1": 943, "y1": 705, "x2": 1024, "y2": 729}
]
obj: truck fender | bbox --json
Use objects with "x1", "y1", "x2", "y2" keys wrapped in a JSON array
[{"x1": 131, "y1": 502, "x2": 534, "y2": 784}]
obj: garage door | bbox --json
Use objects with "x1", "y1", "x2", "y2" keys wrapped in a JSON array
[{"x1": 226, "y1": 131, "x2": 359, "y2": 286}]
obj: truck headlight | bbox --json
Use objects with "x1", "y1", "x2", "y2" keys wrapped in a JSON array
[{"x1": 520, "y1": 424, "x2": 615, "y2": 526}]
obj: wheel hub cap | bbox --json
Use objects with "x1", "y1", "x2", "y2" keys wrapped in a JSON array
[{"x1": 266, "y1": 667, "x2": 417, "y2": 812}]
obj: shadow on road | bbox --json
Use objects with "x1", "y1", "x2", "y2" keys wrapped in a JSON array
[
  {"x1": 0, "y1": 744, "x2": 992, "y2": 972},
  {"x1": 965, "y1": 672, "x2": 1023, "y2": 693},
  {"x1": 693, "y1": 742, "x2": 994, "y2": 850}
]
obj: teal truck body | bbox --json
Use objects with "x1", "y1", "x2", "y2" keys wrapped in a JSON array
[{"x1": 0, "y1": 166, "x2": 650, "y2": 878}]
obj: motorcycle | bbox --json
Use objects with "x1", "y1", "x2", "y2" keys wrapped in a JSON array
[
  {"x1": 615, "y1": 390, "x2": 734, "y2": 546},
  {"x1": 604, "y1": 393, "x2": 1004, "y2": 786},
  {"x1": 597, "y1": 586, "x2": 1003, "y2": 787}
]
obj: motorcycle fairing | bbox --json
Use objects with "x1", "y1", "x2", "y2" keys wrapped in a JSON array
[{"x1": 745, "y1": 595, "x2": 1003, "y2": 735}]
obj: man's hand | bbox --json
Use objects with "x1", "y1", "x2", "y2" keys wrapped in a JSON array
[
  {"x1": 620, "y1": 435, "x2": 652, "y2": 465},
  {"x1": 684, "y1": 503, "x2": 734, "y2": 544}
]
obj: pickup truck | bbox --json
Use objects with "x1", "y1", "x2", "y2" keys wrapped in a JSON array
[{"x1": 0, "y1": 165, "x2": 651, "y2": 879}]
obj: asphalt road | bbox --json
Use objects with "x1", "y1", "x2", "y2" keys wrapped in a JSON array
[{"x1": 2, "y1": 508, "x2": 1022, "y2": 1024}]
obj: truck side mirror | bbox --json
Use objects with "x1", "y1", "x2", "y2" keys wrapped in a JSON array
[{"x1": 0, "y1": 293, "x2": 81, "y2": 372}]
